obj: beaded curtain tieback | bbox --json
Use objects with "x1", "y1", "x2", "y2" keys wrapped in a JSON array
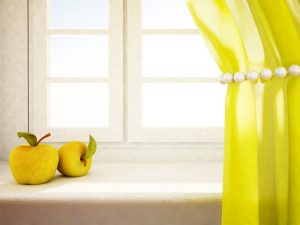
[{"x1": 220, "y1": 65, "x2": 300, "y2": 84}]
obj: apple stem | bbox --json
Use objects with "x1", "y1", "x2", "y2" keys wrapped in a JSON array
[
  {"x1": 36, "y1": 133, "x2": 51, "y2": 146},
  {"x1": 81, "y1": 159, "x2": 87, "y2": 167}
]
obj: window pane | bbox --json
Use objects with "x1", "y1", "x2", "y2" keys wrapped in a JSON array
[
  {"x1": 48, "y1": 83, "x2": 109, "y2": 128},
  {"x1": 142, "y1": 83, "x2": 226, "y2": 127},
  {"x1": 142, "y1": 35, "x2": 220, "y2": 77},
  {"x1": 142, "y1": 0, "x2": 195, "y2": 29},
  {"x1": 49, "y1": 0, "x2": 108, "y2": 29},
  {"x1": 49, "y1": 35, "x2": 108, "y2": 77}
]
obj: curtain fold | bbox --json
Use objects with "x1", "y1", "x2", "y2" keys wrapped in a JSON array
[{"x1": 187, "y1": 0, "x2": 300, "y2": 224}]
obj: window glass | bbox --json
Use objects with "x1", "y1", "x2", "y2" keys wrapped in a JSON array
[
  {"x1": 142, "y1": 0, "x2": 195, "y2": 29},
  {"x1": 48, "y1": 83, "x2": 109, "y2": 128},
  {"x1": 49, "y1": 35, "x2": 108, "y2": 77},
  {"x1": 142, "y1": 83, "x2": 226, "y2": 127},
  {"x1": 49, "y1": 0, "x2": 109, "y2": 29},
  {"x1": 142, "y1": 35, "x2": 220, "y2": 77}
]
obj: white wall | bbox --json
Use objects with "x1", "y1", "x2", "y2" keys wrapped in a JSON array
[{"x1": 0, "y1": 0, "x2": 28, "y2": 160}]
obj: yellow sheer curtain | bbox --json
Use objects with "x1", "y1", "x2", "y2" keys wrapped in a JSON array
[{"x1": 187, "y1": 0, "x2": 300, "y2": 225}]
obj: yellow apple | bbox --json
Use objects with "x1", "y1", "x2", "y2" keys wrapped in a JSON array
[
  {"x1": 9, "y1": 132, "x2": 59, "y2": 185},
  {"x1": 57, "y1": 135, "x2": 97, "y2": 177}
]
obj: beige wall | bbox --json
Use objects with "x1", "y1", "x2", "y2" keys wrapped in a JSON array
[{"x1": 0, "y1": 0, "x2": 28, "y2": 160}]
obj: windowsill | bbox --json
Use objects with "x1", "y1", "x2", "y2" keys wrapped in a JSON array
[
  {"x1": 0, "y1": 161, "x2": 223, "y2": 225},
  {"x1": 0, "y1": 161, "x2": 222, "y2": 202}
]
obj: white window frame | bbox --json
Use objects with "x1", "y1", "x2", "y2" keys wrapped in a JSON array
[
  {"x1": 126, "y1": 0, "x2": 223, "y2": 142},
  {"x1": 30, "y1": 0, "x2": 123, "y2": 142},
  {"x1": 29, "y1": 0, "x2": 223, "y2": 143}
]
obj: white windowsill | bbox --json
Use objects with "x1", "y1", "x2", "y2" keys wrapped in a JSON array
[
  {"x1": 0, "y1": 161, "x2": 222, "y2": 202},
  {"x1": 0, "y1": 161, "x2": 223, "y2": 225}
]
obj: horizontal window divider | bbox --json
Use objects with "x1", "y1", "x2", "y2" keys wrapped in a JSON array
[
  {"x1": 142, "y1": 29, "x2": 200, "y2": 35},
  {"x1": 142, "y1": 77, "x2": 220, "y2": 83},
  {"x1": 47, "y1": 77, "x2": 108, "y2": 83},
  {"x1": 48, "y1": 29, "x2": 109, "y2": 35}
]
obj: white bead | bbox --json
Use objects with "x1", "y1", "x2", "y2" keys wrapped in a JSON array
[
  {"x1": 288, "y1": 64, "x2": 300, "y2": 76},
  {"x1": 220, "y1": 73, "x2": 233, "y2": 84},
  {"x1": 233, "y1": 72, "x2": 246, "y2": 83},
  {"x1": 274, "y1": 66, "x2": 287, "y2": 78},
  {"x1": 247, "y1": 71, "x2": 259, "y2": 81},
  {"x1": 260, "y1": 68, "x2": 273, "y2": 80}
]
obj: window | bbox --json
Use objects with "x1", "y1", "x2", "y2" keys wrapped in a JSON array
[
  {"x1": 127, "y1": 0, "x2": 226, "y2": 142},
  {"x1": 31, "y1": 0, "x2": 123, "y2": 142},
  {"x1": 30, "y1": 0, "x2": 225, "y2": 143}
]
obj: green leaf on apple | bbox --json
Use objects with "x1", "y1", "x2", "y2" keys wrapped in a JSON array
[
  {"x1": 82, "y1": 135, "x2": 97, "y2": 160},
  {"x1": 17, "y1": 132, "x2": 37, "y2": 146}
]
